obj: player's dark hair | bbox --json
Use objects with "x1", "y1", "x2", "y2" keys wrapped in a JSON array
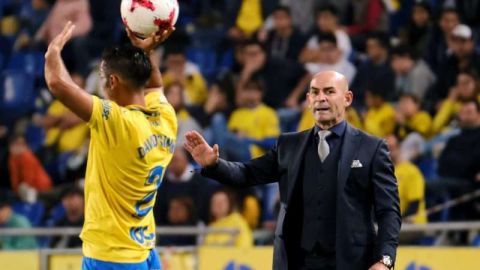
[{"x1": 101, "y1": 44, "x2": 152, "y2": 90}]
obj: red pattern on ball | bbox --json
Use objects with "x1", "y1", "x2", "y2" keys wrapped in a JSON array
[
  {"x1": 130, "y1": 0, "x2": 156, "y2": 12},
  {"x1": 153, "y1": 7, "x2": 176, "y2": 31}
]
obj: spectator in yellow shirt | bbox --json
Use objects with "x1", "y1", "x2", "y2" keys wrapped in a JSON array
[
  {"x1": 207, "y1": 79, "x2": 280, "y2": 161},
  {"x1": 386, "y1": 135, "x2": 427, "y2": 224},
  {"x1": 395, "y1": 93, "x2": 432, "y2": 139},
  {"x1": 394, "y1": 93, "x2": 432, "y2": 161},
  {"x1": 363, "y1": 90, "x2": 396, "y2": 137},
  {"x1": 432, "y1": 70, "x2": 480, "y2": 135},
  {"x1": 162, "y1": 48, "x2": 208, "y2": 106},
  {"x1": 204, "y1": 189, "x2": 253, "y2": 248}
]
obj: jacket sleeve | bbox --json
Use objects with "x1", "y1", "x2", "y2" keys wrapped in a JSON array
[
  {"x1": 371, "y1": 140, "x2": 402, "y2": 263},
  {"x1": 201, "y1": 139, "x2": 281, "y2": 187}
]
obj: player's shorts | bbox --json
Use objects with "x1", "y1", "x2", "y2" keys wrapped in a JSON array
[{"x1": 82, "y1": 249, "x2": 161, "y2": 270}]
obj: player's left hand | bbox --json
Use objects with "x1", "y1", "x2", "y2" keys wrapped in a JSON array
[
  {"x1": 44, "y1": 21, "x2": 75, "y2": 88},
  {"x1": 45, "y1": 21, "x2": 75, "y2": 58},
  {"x1": 369, "y1": 262, "x2": 389, "y2": 270},
  {"x1": 126, "y1": 26, "x2": 174, "y2": 53}
]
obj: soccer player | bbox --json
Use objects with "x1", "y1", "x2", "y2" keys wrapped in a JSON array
[{"x1": 44, "y1": 22, "x2": 177, "y2": 270}]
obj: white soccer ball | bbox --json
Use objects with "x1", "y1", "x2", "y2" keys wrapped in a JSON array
[{"x1": 121, "y1": 0, "x2": 179, "y2": 38}]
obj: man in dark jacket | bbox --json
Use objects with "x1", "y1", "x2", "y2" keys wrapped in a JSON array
[{"x1": 185, "y1": 71, "x2": 401, "y2": 270}]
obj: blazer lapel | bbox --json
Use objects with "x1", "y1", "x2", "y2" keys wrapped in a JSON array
[
  {"x1": 286, "y1": 128, "x2": 313, "y2": 203},
  {"x1": 337, "y1": 124, "x2": 361, "y2": 190}
]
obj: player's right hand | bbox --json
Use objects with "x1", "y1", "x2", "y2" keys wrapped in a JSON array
[
  {"x1": 126, "y1": 26, "x2": 174, "y2": 53},
  {"x1": 184, "y1": 131, "x2": 219, "y2": 168}
]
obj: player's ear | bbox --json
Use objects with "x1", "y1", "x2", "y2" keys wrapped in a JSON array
[{"x1": 109, "y1": 75, "x2": 119, "y2": 90}]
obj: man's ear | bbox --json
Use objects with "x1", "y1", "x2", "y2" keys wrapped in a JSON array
[
  {"x1": 109, "y1": 74, "x2": 119, "y2": 90},
  {"x1": 345, "y1": 90, "x2": 353, "y2": 106}
]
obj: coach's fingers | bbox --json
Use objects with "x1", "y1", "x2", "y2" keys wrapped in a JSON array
[{"x1": 191, "y1": 130, "x2": 208, "y2": 146}]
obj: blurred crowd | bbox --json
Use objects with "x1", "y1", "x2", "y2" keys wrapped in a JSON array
[{"x1": 1, "y1": 0, "x2": 480, "y2": 250}]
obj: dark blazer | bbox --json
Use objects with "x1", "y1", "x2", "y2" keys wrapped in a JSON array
[{"x1": 202, "y1": 124, "x2": 401, "y2": 270}]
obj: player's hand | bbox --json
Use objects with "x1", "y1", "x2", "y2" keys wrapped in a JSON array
[
  {"x1": 184, "y1": 131, "x2": 219, "y2": 168},
  {"x1": 126, "y1": 26, "x2": 174, "y2": 53},
  {"x1": 44, "y1": 21, "x2": 75, "y2": 88},
  {"x1": 45, "y1": 21, "x2": 74, "y2": 57},
  {"x1": 368, "y1": 262, "x2": 389, "y2": 270}
]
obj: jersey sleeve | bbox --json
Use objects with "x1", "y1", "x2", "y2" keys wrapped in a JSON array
[{"x1": 87, "y1": 96, "x2": 127, "y2": 145}]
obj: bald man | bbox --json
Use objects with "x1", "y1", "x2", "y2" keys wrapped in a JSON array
[{"x1": 185, "y1": 71, "x2": 400, "y2": 270}]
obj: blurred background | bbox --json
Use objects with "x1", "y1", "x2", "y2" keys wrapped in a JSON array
[{"x1": 0, "y1": 0, "x2": 480, "y2": 269}]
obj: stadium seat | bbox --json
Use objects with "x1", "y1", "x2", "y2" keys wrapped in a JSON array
[
  {"x1": 44, "y1": 203, "x2": 66, "y2": 228},
  {"x1": 0, "y1": 35, "x2": 15, "y2": 64},
  {"x1": 25, "y1": 122, "x2": 45, "y2": 153},
  {"x1": 186, "y1": 47, "x2": 218, "y2": 82},
  {"x1": 12, "y1": 200, "x2": 45, "y2": 227},
  {"x1": 0, "y1": 70, "x2": 36, "y2": 125},
  {"x1": 7, "y1": 51, "x2": 45, "y2": 78}
]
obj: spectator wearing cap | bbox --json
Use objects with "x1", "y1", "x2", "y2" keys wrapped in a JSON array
[
  {"x1": 398, "y1": 1, "x2": 434, "y2": 59},
  {"x1": 428, "y1": 24, "x2": 480, "y2": 111},
  {"x1": 304, "y1": 33, "x2": 356, "y2": 83},
  {"x1": 363, "y1": 88, "x2": 396, "y2": 138},
  {"x1": 390, "y1": 45, "x2": 436, "y2": 100},
  {"x1": 351, "y1": 32, "x2": 395, "y2": 109},
  {"x1": 300, "y1": 4, "x2": 352, "y2": 63},
  {"x1": 0, "y1": 197, "x2": 38, "y2": 250}
]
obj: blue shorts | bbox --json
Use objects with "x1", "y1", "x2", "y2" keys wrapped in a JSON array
[{"x1": 82, "y1": 249, "x2": 161, "y2": 270}]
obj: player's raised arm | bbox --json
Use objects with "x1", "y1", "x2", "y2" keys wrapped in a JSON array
[
  {"x1": 126, "y1": 27, "x2": 174, "y2": 94},
  {"x1": 44, "y1": 21, "x2": 93, "y2": 122}
]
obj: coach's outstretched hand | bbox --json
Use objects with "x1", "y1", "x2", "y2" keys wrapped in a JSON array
[
  {"x1": 126, "y1": 26, "x2": 174, "y2": 53},
  {"x1": 184, "y1": 131, "x2": 219, "y2": 168}
]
